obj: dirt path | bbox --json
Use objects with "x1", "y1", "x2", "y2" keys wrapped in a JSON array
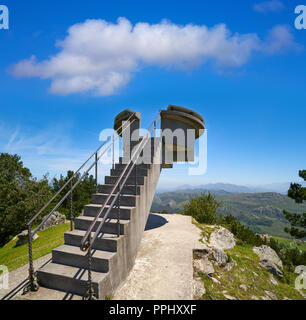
[{"x1": 114, "y1": 213, "x2": 204, "y2": 300}]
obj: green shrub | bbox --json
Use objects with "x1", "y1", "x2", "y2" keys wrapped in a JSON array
[{"x1": 183, "y1": 192, "x2": 222, "y2": 224}]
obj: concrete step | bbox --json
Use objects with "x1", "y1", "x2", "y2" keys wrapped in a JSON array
[
  {"x1": 97, "y1": 184, "x2": 141, "y2": 196},
  {"x1": 84, "y1": 203, "x2": 133, "y2": 219},
  {"x1": 52, "y1": 245, "x2": 115, "y2": 273},
  {"x1": 75, "y1": 216, "x2": 129, "y2": 235},
  {"x1": 91, "y1": 193, "x2": 137, "y2": 207},
  {"x1": 37, "y1": 262, "x2": 107, "y2": 297},
  {"x1": 115, "y1": 163, "x2": 150, "y2": 171},
  {"x1": 110, "y1": 167, "x2": 147, "y2": 177},
  {"x1": 105, "y1": 175, "x2": 145, "y2": 185},
  {"x1": 64, "y1": 230, "x2": 121, "y2": 252}
]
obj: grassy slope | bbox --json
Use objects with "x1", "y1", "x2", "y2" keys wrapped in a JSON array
[
  {"x1": 0, "y1": 223, "x2": 70, "y2": 272},
  {"x1": 196, "y1": 223, "x2": 306, "y2": 300}
]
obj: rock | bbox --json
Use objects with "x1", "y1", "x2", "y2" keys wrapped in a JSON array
[
  {"x1": 265, "y1": 290, "x2": 277, "y2": 300},
  {"x1": 224, "y1": 294, "x2": 237, "y2": 300},
  {"x1": 239, "y1": 284, "x2": 248, "y2": 291},
  {"x1": 297, "y1": 289, "x2": 306, "y2": 299},
  {"x1": 208, "y1": 276, "x2": 221, "y2": 285},
  {"x1": 194, "y1": 257, "x2": 215, "y2": 275},
  {"x1": 251, "y1": 295, "x2": 259, "y2": 300},
  {"x1": 16, "y1": 230, "x2": 38, "y2": 246},
  {"x1": 209, "y1": 227, "x2": 236, "y2": 250},
  {"x1": 40, "y1": 211, "x2": 66, "y2": 231},
  {"x1": 253, "y1": 271, "x2": 258, "y2": 277},
  {"x1": 193, "y1": 277, "x2": 206, "y2": 299},
  {"x1": 269, "y1": 274, "x2": 278, "y2": 286},
  {"x1": 253, "y1": 245, "x2": 283, "y2": 269},
  {"x1": 261, "y1": 296, "x2": 271, "y2": 300},
  {"x1": 211, "y1": 248, "x2": 228, "y2": 266},
  {"x1": 253, "y1": 245, "x2": 283, "y2": 277},
  {"x1": 259, "y1": 260, "x2": 283, "y2": 278},
  {"x1": 223, "y1": 261, "x2": 236, "y2": 272}
]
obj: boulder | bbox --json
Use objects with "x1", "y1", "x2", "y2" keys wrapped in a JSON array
[
  {"x1": 259, "y1": 260, "x2": 283, "y2": 278},
  {"x1": 253, "y1": 245, "x2": 283, "y2": 277},
  {"x1": 211, "y1": 248, "x2": 228, "y2": 266},
  {"x1": 16, "y1": 230, "x2": 38, "y2": 246},
  {"x1": 209, "y1": 227, "x2": 236, "y2": 250},
  {"x1": 193, "y1": 277, "x2": 206, "y2": 298},
  {"x1": 253, "y1": 245, "x2": 283, "y2": 269},
  {"x1": 194, "y1": 256, "x2": 215, "y2": 275},
  {"x1": 40, "y1": 211, "x2": 66, "y2": 231}
]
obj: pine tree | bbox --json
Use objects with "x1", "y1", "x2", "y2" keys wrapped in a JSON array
[{"x1": 283, "y1": 170, "x2": 306, "y2": 239}]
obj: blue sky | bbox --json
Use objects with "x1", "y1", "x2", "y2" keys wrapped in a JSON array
[{"x1": 0, "y1": 0, "x2": 305, "y2": 190}]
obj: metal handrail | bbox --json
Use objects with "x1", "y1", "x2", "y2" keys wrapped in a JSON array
[
  {"x1": 27, "y1": 113, "x2": 136, "y2": 227},
  {"x1": 30, "y1": 117, "x2": 136, "y2": 236},
  {"x1": 81, "y1": 112, "x2": 161, "y2": 299},
  {"x1": 24, "y1": 112, "x2": 136, "y2": 293}
]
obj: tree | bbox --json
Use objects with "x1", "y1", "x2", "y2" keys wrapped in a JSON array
[
  {"x1": 283, "y1": 170, "x2": 306, "y2": 239},
  {"x1": 51, "y1": 170, "x2": 96, "y2": 219},
  {"x1": 183, "y1": 192, "x2": 222, "y2": 224},
  {"x1": 0, "y1": 153, "x2": 52, "y2": 246}
]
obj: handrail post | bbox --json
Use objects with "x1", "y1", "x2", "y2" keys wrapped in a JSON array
[
  {"x1": 154, "y1": 121, "x2": 156, "y2": 137},
  {"x1": 135, "y1": 161, "x2": 137, "y2": 196},
  {"x1": 112, "y1": 135, "x2": 115, "y2": 170},
  {"x1": 117, "y1": 183, "x2": 121, "y2": 238},
  {"x1": 95, "y1": 152, "x2": 98, "y2": 193},
  {"x1": 25, "y1": 225, "x2": 39, "y2": 293},
  {"x1": 84, "y1": 235, "x2": 96, "y2": 300},
  {"x1": 70, "y1": 180, "x2": 73, "y2": 231}
]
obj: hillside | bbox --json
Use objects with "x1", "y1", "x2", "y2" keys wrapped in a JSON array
[
  {"x1": 193, "y1": 223, "x2": 306, "y2": 300},
  {"x1": 151, "y1": 191, "x2": 306, "y2": 238}
]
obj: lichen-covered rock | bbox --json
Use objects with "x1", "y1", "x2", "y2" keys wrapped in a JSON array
[
  {"x1": 193, "y1": 277, "x2": 206, "y2": 298},
  {"x1": 211, "y1": 248, "x2": 228, "y2": 266},
  {"x1": 209, "y1": 227, "x2": 236, "y2": 250},
  {"x1": 223, "y1": 261, "x2": 236, "y2": 272},
  {"x1": 40, "y1": 211, "x2": 66, "y2": 231},
  {"x1": 259, "y1": 260, "x2": 283, "y2": 278},
  {"x1": 253, "y1": 245, "x2": 283, "y2": 269},
  {"x1": 16, "y1": 230, "x2": 38, "y2": 246},
  {"x1": 194, "y1": 256, "x2": 215, "y2": 275}
]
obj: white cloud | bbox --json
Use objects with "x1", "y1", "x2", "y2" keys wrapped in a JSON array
[
  {"x1": 253, "y1": 0, "x2": 284, "y2": 13},
  {"x1": 10, "y1": 17, "x2": 298, "y2": 96}
]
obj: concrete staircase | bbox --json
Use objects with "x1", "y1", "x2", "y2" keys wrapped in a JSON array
[{"x1": 36, "y1": 138, "x2": 162, "y2": 299}]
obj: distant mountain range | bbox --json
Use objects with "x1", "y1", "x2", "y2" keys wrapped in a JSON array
[{"x1": 158, "y1": 182, "x2": 298, "y2": 194}]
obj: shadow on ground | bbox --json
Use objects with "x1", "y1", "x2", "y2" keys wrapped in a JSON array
[{"x1": 145, "y1": 213, "x2": 168, "y2": 231}]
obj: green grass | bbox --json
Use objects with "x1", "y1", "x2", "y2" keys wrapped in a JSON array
[
  {"x1": 199, "y1": 244, "x2": 305, "y2": 300},
  {"x1": 0, "y1": 223, "x2": 70, "y2": 272},
  {"x1": 273, "y1": 236, "x2": 306, "y2": 251},
  {"x1": 193, "y1": 222, "x2": 306, "y2": 300}
]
